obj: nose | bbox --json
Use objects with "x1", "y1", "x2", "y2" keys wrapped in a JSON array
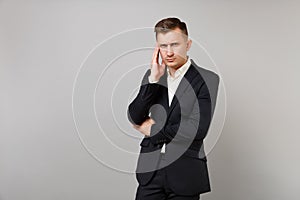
[{"x1": 166, "y1": 45, "x2": 174, "y2": 56}]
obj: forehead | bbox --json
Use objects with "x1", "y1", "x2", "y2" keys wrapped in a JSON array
[{"x1": 156, "y1": 28, "x2": 186, "y2": 43}]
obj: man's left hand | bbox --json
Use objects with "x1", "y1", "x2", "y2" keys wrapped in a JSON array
[{"x1": 133, "y1": 118, "x2": 155, "y2": 137}]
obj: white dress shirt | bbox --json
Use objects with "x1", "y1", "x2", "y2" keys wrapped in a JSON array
[{"x1": 149, "y1": 58, "x2": 191, "y2": 153}]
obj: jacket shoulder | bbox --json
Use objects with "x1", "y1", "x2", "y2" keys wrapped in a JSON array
[{"x1": 190, "y1": 60, "x2": 219, "y2": 85}]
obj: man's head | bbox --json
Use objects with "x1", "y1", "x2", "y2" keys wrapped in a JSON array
[{"x1": 154, "y1": 17, "x2": 192, "y2": 70}]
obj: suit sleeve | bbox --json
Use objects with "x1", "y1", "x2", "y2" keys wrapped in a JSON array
[
  {"x1": 127, "y1": 69, "x2": 160, "y2": 125},
  {"x1": 149, "y1": 74, "x2": 220, "y2": 145}
]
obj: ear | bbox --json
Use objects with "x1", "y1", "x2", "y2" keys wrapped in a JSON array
[{"x1": 186, "y1": 39, "x2": 192, "y2": 51}]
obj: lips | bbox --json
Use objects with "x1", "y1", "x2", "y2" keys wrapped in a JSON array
[{"x1": 166, "y1": 58, "x2": 175, "y2": 62}]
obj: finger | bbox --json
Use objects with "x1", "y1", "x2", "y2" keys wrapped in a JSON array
[
  {"x1": 151, "y1": 46, "x2": 157, "y2": 62},
  {"x1": 152, "y1": 45, "x2": 159, "y2": 64},
  {"x1": 156, "y1": 46, "x2": 160, "y2": 64},
  {"x1": 149, "y1": 118, "x2": 156, "y2": 124},
  {"x1": 159, "y1": 60, "x2": 166, "y2": 71}
]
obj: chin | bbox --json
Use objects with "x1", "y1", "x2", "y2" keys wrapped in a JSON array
[{"x1": 166, "y1": 62, "x2": 179, "y2": 68}]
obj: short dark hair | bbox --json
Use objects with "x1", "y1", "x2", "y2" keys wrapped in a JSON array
[{"x1": 154, "y1": 17, "x2": 188, "y2": 38}]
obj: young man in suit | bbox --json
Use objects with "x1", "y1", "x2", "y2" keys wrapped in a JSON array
[{"x1": 128, "y1": 17, "x2": 219, "y2": 200}]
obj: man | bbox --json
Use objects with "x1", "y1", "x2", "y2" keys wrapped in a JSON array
[{"x1": 128, "y1": 17, "x2": 219, "y2": 200}]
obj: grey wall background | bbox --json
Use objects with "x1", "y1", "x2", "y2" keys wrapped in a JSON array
[{"x1": 1, "y1": 0, "x2": 299, "y2": 199}]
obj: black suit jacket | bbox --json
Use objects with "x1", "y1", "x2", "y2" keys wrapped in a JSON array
[{"x1": 128, "y1": 60, "x2": 219, "y2": 195}]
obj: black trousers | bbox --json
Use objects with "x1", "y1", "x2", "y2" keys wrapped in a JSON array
[{"x1": 135, "y1": 155, "x2": 200, "y2": 200}]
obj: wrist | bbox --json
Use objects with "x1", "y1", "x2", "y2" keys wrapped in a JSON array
[{"x1": 148, "y1": 75, "x2": 160, "y2": 83}]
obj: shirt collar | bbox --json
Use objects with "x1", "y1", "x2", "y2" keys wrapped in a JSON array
[{"x1": 167, "y1": 58, "x2": 191, "y2": 79}]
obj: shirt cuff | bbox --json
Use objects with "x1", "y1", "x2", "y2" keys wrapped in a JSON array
[{"x1": 148, "y1": 76, "x2": 159, "y2": 84}]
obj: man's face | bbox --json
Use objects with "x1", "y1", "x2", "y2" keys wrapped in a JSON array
[{"x1": 156, "y1": 28, "x2": 192, "y2": 70}]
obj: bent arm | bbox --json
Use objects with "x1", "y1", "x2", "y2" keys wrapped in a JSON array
[{"x1": 127, "y1": 69, "x2": 160, "y2": 125}]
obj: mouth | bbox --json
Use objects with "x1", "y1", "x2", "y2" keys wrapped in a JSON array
[{"x1": 166, "y1": 58, "x2": 175, "y2": 62}]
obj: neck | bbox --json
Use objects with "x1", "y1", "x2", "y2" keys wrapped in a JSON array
[
  {"x1": 168, "y1": 57, "x2": 188, "y2": 77},
  {"x1": 168, "y1": 67, "x2": 177, "y2": 78}
]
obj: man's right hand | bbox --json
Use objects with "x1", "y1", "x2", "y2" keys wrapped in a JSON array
[{"x1": 149, "y1": 45, "x2": 166, "y2": 82}]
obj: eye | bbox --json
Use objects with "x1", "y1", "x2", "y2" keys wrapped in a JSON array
[
  {"x1": 171, "y1": 43, "x2": 179, "y2": 47},
  {"x1": 160, "y1": 44, "x2": 167, "y2": 48}
]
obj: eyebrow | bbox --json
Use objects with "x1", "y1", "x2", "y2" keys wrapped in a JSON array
[{"x1": 159, "y1": 42, "x2": 180, "y2": 45}]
